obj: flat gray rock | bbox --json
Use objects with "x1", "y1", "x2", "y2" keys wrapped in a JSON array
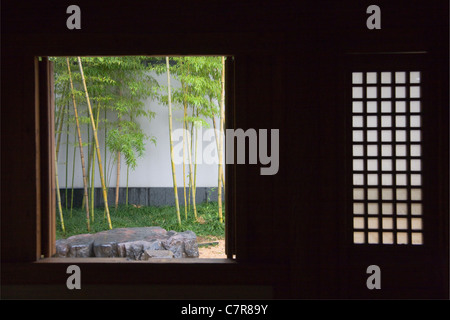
[
  {"x1": 56, "y1": 233, "x2": 96, "y2": 258},
  {"x1": 142, "y1": 249, "x2": 174, "y2": 260},
  {"x1": 55, "y1": 227, "x2": 199, "y2": 259}
]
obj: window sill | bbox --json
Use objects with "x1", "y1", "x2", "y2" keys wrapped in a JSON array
[{"x1": 35, "y1": 257, "x2": 236, "y2": 264}]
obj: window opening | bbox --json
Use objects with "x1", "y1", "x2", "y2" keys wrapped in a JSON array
[
  {"x1": 351, "y1": 71, "x2": 424, "y2": 245},
  {"x1": 49, "y1": 56, "x2": 229, "y2": 259}
]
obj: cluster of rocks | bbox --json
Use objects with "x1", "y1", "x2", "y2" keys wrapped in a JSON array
[{"x1": 55, "y1": 227, "x2": 199, "y2": 260}]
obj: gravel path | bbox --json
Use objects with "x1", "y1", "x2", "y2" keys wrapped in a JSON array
[{"x1": 197, "y1": 237, "x2": 226, "y2": 259}]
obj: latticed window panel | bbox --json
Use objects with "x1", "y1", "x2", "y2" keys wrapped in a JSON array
[{"x1": 351, "y1": 71, "x2": 423, "y2": 245}]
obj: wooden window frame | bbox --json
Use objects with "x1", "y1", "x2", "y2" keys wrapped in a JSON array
[
  {"x1": 38, "y1": 56, "x2": 237, "y2": 262},
  {"x1": 2, "y1": 53, "x2": 284, "y2": 300},
  {"x1": 344, "y1": 53, "x2": 438, "y2": 252},
  {"x1": 350, "y1": 69, "x2": 425, "y2": 246}
]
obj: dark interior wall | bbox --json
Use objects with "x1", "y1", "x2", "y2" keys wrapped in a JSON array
[{"x1": 1, "y1": 0, "x2": 448, "y2": 299}]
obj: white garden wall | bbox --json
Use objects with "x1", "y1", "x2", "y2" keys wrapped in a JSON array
[{"x1": 56, "y1": 72, "x2": 225, "y2": 190}]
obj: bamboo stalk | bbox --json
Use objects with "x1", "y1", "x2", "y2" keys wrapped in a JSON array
[
  {"x1": 105, "y1": 146, "x2": 116, "y2": 217},
  {"x1": 104, "y1": 106, "x2": 108, "y2": 216},
  {"x1": 166, "y1": 57, "x2": 182, "y2": 226},
  {"x1": 54, "y1": 76, "x2": 69, "y2": 232},
  {"x1": 188, "y1": 149, "x2": 191, "y2": 212},
  {"x1": 55, "y1": 148, "x2": 66, "y2": 233},
  {"x1": 106, "y1": 148, "x2": 115, "y2": 206},
  {"x1": 193, "y1": 109, "x2": 198, "y2": 214},
  {"x1": 126, "y1": 164, "x2": 129, "y2": 207},
  {"x1": 217, "y1": 56, "x2": 225, "y2": 223},
  {"x1": 54, "y1": 103, "x2": 67, "y2": 215},
  {"x1": 54, "y1": 86, "x2": 67, "y2": 147},
  {"x1": 115, "y1": 89, "x2": 123, "y2": 211},
  {"x1": 65, "y1": 107, "x2": 70, "y2": 210},
  {"x1": 183, "y1": 118, "x2": 187, "y2": 219},
  {"x1": 67, "y1": 58, "x2": 90, "y2": 231},
  {"x1": 78, "y1": 56, "x2": 113, "y2": 230},
  {"x1": 212, "y1": 116, "x2": 225, "y2": 189},
  {"x1": 186, "y1": 61, "x2": 192, "y2": 214},
  {"x1": 90, "y1": 146, "x2": 95, "y2": 221},
  {"x1": 104, "y1": 108, "x2": 107, "y2": 179},
  {"x1": 115, "y1": 151, "x2": 121, "y2": 210},
  {"x1": 82, "y1": 133, "x2": 95, "y2": 211},
  {"x1": 182, "y1": 76, "x2": 188, "y2": 220},
  {"x1": 81, "y1": 124, "x2": 92, "y2": 211},
  {"x1": 186, "y1": 112, "x2": 198, "y2": 220},
  {"x1": 90, "y1": 104, "x2": 101, "y2": 221},
  {"x1": 55, "y1": 104, "x2": 67, "y2": 157},
  {"x1": 70, "y1": 137, "x2": 76, "y2": 217},
  {"x1": 87, "y1": 110, "x2": 90, "y2": 197}
]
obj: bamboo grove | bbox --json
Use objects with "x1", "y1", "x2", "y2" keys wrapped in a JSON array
[{"x1": 52, "y1": 56, "x2": 226, "y2": 233}]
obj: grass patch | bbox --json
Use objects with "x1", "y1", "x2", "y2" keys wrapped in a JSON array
[{"x1": 57, "y1": 202, "x2": 225, "y2": 240}]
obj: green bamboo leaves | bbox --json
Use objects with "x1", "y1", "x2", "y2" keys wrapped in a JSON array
[
  {"x1": 52, "y1": 56, "x2": 225, "y2": 235},
  {"x1": 102, "y1": 58, "x2": 157, "y2": 209},
  {"x1": 53, "y1": 56, "x2": 158, "y2": 232},
  {"x1": 153, "y1": 56, "x2": 226, "y2": 224}
]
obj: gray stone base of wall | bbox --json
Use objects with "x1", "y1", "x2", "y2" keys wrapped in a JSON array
[{"x1": 59, "y1": 187, "x2": 223, "y2": 208}]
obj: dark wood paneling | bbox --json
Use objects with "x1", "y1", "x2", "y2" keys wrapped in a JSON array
[
  {"x1": 1, "y1": 0, "x2": 448, "y2": 299},
  {"x1": 1, "y1": 55, "x2": 40, "y2": 262}
]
